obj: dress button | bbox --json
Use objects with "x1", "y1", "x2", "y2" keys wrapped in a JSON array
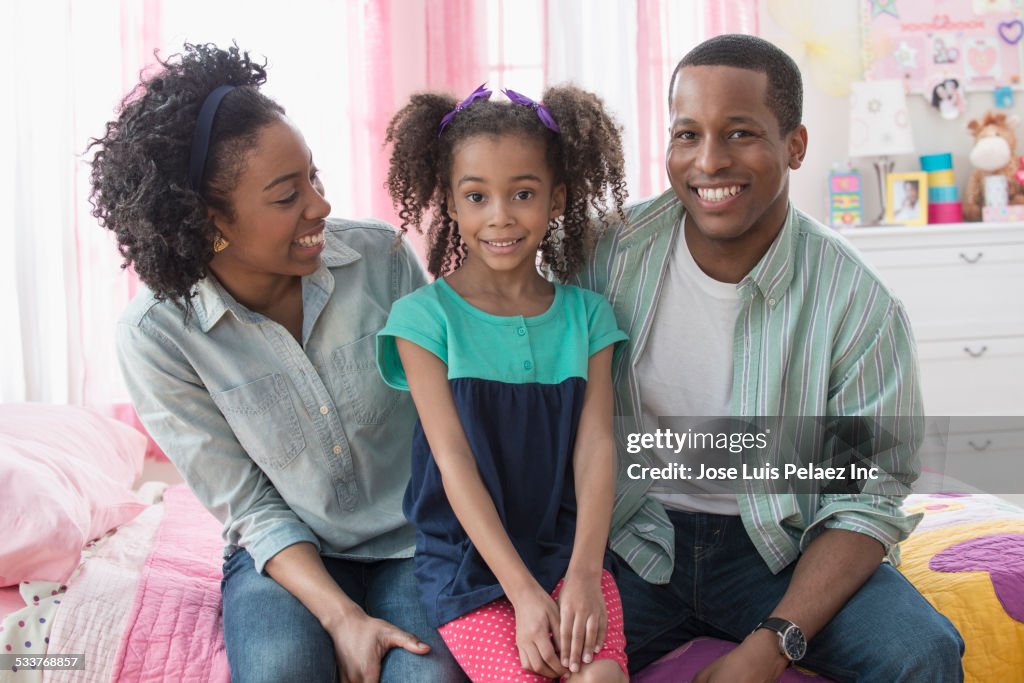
[
  {"x1": 517, "y1": 326, "x2": 526, "y2": 336},
  {"x1": 523, "y1": 360, "x2": 533, "y2": 370},
  {"x1": 333, "y1": 445, "x2": 342, "y2": 455},
  {"x1": 319, "y1": 406, "x2": 329, "y2": 415}
]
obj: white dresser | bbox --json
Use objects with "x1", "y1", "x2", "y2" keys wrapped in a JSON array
[{"x1": 840, "y1": 222, "x2": 1024, "y2": 417}]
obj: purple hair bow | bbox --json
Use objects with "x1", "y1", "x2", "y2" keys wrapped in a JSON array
[
  {"x1": 503, "y1": 88, "x2": 561, "y2": 133},
  {"x1": 438, "y1": 83, "x2": 492, "y2": 137}
]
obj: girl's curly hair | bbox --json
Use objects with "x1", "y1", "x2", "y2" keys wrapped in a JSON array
[
  {"x1": 385, "y1": 85, "x2": 627, "y2": 281},
  {"x1": 88, "y1": 43, "x2": 285, "y2": 307}
]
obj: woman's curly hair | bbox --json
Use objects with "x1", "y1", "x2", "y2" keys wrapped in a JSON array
[
  {"x1": 385, "y1": 85, "x2": 627, "y2": 281},
  {"x1": 88, "y1": 43, "x2": 285, "y2": 307}
]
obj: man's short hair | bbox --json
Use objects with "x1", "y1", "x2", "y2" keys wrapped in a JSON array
[{"x1": 671, "y1": 34, "x2": 803, "y2": 135}]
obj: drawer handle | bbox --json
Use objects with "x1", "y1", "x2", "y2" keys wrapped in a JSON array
[
  {"x1": 968, "y1": 439, "x2": 992, "y2": 452},
  {"x1": 963, "y1": 345, "x2": 988, "y2": 357},
  {"x1": 958, "y1": 252, "x2": 984, "y2": 264}
]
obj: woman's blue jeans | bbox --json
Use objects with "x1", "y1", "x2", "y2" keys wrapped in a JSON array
[
  {"x1": 612, "y1": 510, "x2": 965, "y2": 682},
  {"x1": 221, "y1": 549, "x2": 466, "y2": 683}
]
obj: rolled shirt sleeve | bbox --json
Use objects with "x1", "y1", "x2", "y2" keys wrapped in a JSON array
[{"x1": 801, "y1": 302, "x2": 924, "y2": 560}]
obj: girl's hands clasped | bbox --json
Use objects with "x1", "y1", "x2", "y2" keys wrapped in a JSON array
[
  {"x1": 511, "y1": 583, "x2": 569, "y2": 679},
  {"x1": 556, "y1": 570, "x2": 608, "y2": 674}
]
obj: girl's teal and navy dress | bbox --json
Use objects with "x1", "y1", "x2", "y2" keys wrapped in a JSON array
[{"x1": 376, "y1": 279, "x2": 627, "y2": 628}]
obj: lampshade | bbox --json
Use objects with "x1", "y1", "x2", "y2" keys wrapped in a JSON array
[{"x1": 848, "y1": 80, "x2": 915, "y2": 158}]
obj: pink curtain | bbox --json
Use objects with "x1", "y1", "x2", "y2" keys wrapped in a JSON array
[
  {"x1": 349, "y1": 0, "x2": 487, "y2": 257},
  {"x1": 635, "y1": 0, "x2": 669, "y2": 200},
  {"x1": 705, "y1": 0, "x2": 759, "y2": 36},
  {"x1": 84, "y1": 0, "x2": 165, "y2": 459},
  {"x1": 632, "y1": 0, "x2": 758, "y2": 200}
]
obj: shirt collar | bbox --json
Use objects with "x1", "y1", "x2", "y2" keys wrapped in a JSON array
[
  {"x1": 739, "y1": 202, "x2": 797, "y2": 303},
  {"x1": 620, "y1": 190, "x2": 796, "y2": 303},
  {"x1": 191, "y1": 224, "x2": 363, "y2": 332},
  {"x1": 618, "y1": 189, "x2": 685, "y2": 248}
]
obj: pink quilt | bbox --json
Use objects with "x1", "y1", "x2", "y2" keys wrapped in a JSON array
[{"x1": 110, "y1": 484, "x2": 229, "y2": 682}]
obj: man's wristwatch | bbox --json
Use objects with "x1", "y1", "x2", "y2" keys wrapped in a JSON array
[{"x1": 754, "y1": 617, "x2": 807, "y2": 662}]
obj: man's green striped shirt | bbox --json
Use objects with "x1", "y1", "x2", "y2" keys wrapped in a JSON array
[{"x1": 576, "y1": 190, "x2": 924, "y2": 583}]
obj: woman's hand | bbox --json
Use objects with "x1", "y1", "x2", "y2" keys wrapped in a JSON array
[
  {"x1": 264, "y1": 543, "x2": 430, "y2": 683},
  {"x1": 323, "y1": 608, "x2": 431, "y2": 683},
  {"x1": 510, "y1": 584, "x2": 568, "y2": 679},
  {"x1": 556, "y1": 570, "x2": 607, "y2": 674}
]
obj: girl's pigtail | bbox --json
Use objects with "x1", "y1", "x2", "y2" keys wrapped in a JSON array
[
  {"x1": 385, "y1": 93, "x2": 459, "y2": 277},
  {"x1": 541, "y1": 86, "x2": 628, "y2": 282}
]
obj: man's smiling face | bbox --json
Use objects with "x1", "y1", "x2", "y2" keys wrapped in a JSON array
[{"x1": 666, "y1": 65, "x2": 806, "y2": 250}]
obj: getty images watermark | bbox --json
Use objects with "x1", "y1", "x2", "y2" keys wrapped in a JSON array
[{"x1": 624, "y1": 426, "x2": 880, "y2": 484}]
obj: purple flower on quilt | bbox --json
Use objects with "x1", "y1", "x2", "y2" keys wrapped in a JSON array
[{"x1": 930, "y1": 533, "x2": 1024, "y2": 624}]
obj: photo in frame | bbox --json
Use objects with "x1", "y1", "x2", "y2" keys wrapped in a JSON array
[{"x1": 886, "y1": 171, "x2": 929, "y2": 225}]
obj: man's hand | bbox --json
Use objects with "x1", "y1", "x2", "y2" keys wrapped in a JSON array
[
  {"x1": 692, "y1": 629, "x2": 789, "y2": 683},
  {"x1": 324, "y1": 609, "x2": 430, "y2": 683}
]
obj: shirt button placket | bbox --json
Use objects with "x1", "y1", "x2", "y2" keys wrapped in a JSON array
[{"x1": 517, "y1": 322, "x2": 534, "y2": 375}]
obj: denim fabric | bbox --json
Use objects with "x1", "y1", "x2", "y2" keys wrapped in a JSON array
[
  {"x1": 221, "y1": 549, "x2": 467, "y2": 683},
  {"x1": 613, "y1": 510, "x2": 964, "y2": 682}
]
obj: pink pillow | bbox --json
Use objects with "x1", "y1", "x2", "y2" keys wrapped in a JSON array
[{"x1": 0, "y1": 403, "x2": 148, "y2": 586}]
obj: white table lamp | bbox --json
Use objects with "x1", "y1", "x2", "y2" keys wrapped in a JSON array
[{"x1": 848, "y1": 80, "x2": 916, "y2": 224}]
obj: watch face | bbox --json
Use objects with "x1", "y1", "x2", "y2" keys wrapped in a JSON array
[{"x1": 783, "y1": 626, "x2": 807, "y2": 660}]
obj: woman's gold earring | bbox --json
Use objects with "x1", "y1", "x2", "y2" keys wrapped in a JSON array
[{"x1": 213, "y1": 234, "x2": 230, "y2": 253}]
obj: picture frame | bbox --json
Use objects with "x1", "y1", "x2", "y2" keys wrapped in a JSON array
[
  {"x1": 828, "y1": 169, "x2": 863, "y2": 228},
  {"x1": 886, "y1": 172, "x2": 929, "y2": 226}
]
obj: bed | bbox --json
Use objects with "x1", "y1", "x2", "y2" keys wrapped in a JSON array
[{"x1": 2, "y1": 405, "x2": 1022, "y2": 682}]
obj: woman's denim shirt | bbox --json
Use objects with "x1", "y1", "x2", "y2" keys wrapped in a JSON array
[{"x1": 118, "y1": 220, "x2": 425, "y2": 574}]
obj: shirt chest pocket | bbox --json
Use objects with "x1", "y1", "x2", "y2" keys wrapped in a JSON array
[
  {"x1": 331, "y1": 333, "x2": 402, "y2": 425},
  {"x1": 211, "y1": 373, "x2": 306, "y2": 470}
]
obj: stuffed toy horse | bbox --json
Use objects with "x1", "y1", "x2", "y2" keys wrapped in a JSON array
[{"x1": 963, "y1": 111, "x2": 1024, "y2": 221}]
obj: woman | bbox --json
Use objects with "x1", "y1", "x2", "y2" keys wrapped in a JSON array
[{"x1": 88, "y1": 43, "x2": 464, "y2": 683}]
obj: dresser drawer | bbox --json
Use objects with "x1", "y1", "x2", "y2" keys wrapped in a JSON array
[
  {"x1": 918, "y1": 422, "x2": 1024, "y2": 493},
  {"x1": 917, "y1": 337, "x2": 1024, "y2": 415},
  {"x1": 871, "y1": 253, "x2": 1024, "y2": 340},
  {"x1": 861, "y1": 241, "x2": 1024, "y2": 270}
]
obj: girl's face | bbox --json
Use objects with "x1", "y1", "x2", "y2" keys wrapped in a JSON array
[
  {"x1": 446, "y1": 133, "x2": 565, "y2": 281},
  {"x1": 208, "y1": 117, "x2": 331, "y2": 291}
]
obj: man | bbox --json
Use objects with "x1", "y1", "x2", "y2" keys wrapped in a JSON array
[{"x1": 578, "y1": 35, "x2": 963, "y2": 682}]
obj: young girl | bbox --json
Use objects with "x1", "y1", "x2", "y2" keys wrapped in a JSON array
[{"x1": 376, "y1": 85, "x2": 630, "y2": 683}]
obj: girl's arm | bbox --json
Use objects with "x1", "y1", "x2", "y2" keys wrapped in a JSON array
[
  {"x1": 558, "y1": 345, "x2": 617, "y2": 674},
  {"x1": 396, "y1": 339, "x2": 568, "y2": 679}
]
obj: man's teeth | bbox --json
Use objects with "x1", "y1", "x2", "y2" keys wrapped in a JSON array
[
  {"x1": 487, "y1": 239, "x2": 520, "y2": 247},
  {"x1": 696, "y1": 186, "x2": 743, "y2": 202},
  {"x1": 294, "y1": 231, "x2": 325, "y2": 247}
]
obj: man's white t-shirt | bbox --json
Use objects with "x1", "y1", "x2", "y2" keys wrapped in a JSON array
[{"x1": 635, "y1": 222, "x2": 742, "y2": 515}]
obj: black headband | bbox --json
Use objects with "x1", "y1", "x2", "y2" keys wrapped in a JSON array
[{"x1": 188, "y1": 85, "x2": 236, "y2": 191}]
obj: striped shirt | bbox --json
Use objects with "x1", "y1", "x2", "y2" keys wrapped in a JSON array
[{"x1": 576, "y1": 190, "x2": 924, "y2": 583}]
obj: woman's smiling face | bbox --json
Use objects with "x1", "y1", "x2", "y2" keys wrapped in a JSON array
[{"x1": 209, "y1": 117, "x2": 332, "y2": 289}]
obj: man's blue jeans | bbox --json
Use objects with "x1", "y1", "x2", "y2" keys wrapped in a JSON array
[
  {"x1": 221, "y1": 549, "x2": 467, "y2": 683},
  {"x1": 612, "y1": 510, "x2": 964, "y2": 682}
]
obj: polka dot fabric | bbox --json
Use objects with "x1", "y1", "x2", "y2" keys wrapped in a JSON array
[
  {"x1": 438, "y1": 570, "x2": 627, "y2": 682},
  {"x1": 0, "y1": 580, "x2": 65, "y2": 681}
]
